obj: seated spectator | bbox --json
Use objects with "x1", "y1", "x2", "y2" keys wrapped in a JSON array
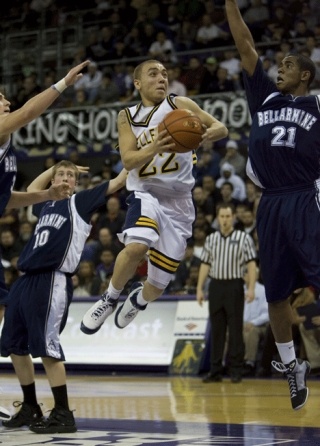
[
  {"x1": 201, "y1": 175, "x2": 221, "y2": 207},
  {"x1": 192, "y1": 226, "x2": 208, "y2": 260},
  {"x1": 95, "y1": 71, "x2": 121, "y2": 105},
  {"x1": 175, "y1": 18, "x2": 197, "y2": 52},
  {"x1": 71, "y1": 88, "x2": 90, "y2": 108},
  {"x1": 123, "y1": 26, "x2": 145, "y2": 58},
  {"x1": 196, "y1": 140, "x2": 221, "y2": 181},
  {"x1": 179, "y1": 56, "x2": 207, "y2": 95},
  {"x1": 290, "y1": 18, "x2": 315, "y2": 39},
  {"x1": 13, "y1": 73, "x2": 42, "y2": 109},
  {"x1": 0, "y1": 229, "x2": 23, "y2": 265},
  {"x1": 219, "y1": 140, "x2": 246, "y2": 179},
  {"x1": 242, "y1": 0, "x2": 270, "y2": 41},
  {"x1": 195, "y1": 13, "x2": 229, "y2": 49},
  {"x1": 73, "y1": 260, "x2": 102, "y2": 297},
  {"x1": 264, "y1": 5, "x2": 291, "y2": 43},
  {"x1": 242, "y1": 179, "x2": 261, "y2": 215},
  {"x1": 241, "y1": 208, "x2": 256, "y2": 239},
  {"x1": 192, "y1": 186, "x2": 215, "y2": 226},
  {"x1": 74, "y1": 61, "x2": 103, "y2": 104},
  {"x1": 148, "y1": 31, "x2": 177, "y2": 64},
  {"x1": 95, "y1": 248, "x2": 115, "y2": 282},
  {"x1": 199, "y1": 57, "x2": 219, "y2": 94},
  {"x1": 167, "y1": 66, "x2": 187, "y2": 97},
  {"x1": 95, "y1": 196, "x2": 126, "y2": 238},
  {"x1": 91, "y1": 227, "x2": 122, "y2": 265},
  {"x1": 219, "y1": 50, "x2": 242, "y2": 91},
  {"x1": 209, "y1": 66, "x2": 236, "y2": 93},
  {"x1": 242, "y1": 268, "x2": 269, "y2": 376},
  {"x1": 17, "y1": 221, "x2": 34, "y2": 248},
  {"x1": 170, "y1": 241, "x2": 201, "y2": 293},
  {"x1": 216, "y1": 163, "x2": 247, "y2": 202},
  {"x1": 156, "y1": 4, "x2": 181, "y2": 40}
]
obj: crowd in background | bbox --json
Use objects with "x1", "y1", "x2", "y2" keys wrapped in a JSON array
[
  {"x1": 1, "y1": 0, "x2": 320, "y2": 377},
  {"x1": 2, "y1": 0, "x2": 320, "y2": 109}
]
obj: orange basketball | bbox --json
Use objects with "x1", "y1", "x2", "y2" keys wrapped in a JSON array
[{"x1": 158, "y1": 109, "x2": 204, "y2": 153}]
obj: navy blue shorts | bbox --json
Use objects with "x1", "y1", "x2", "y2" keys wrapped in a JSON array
[
  {"x1": 1, "y1": 271, "x2": 73, "y2": 360},
  {"x1": 257, "y1": 184, "x2": 320, "y2": 303}
]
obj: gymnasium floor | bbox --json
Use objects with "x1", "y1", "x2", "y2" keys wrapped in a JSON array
[{"x1": 0, "y1": 371, "x2": 320, "y2": 445}]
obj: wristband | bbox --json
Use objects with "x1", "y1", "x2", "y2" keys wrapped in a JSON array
[{"x1": 51, "y1": 78, "x2": 67, "y2": 94}]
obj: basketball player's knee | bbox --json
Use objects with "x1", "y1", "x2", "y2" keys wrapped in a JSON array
[{"x1": 124, "y1": 241, "x2": 148, "y2": 261}]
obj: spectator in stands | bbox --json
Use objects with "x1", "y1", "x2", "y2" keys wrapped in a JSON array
[
  {"x1": 95, "y1": 248, "x2": 115, "y2": 282},
  {"x1": 123, "y1": 26, "x2": 145, "y2": 58},
  {"x1": 217, "y1": 181, "x2": 240, "y2": 209},
  {"x1": 216, "y1": 162, "x2": 247, "y2": 202},
  {"x1": 17, "y1": 221, "x2": 34, "y2": 249},
  {"x1": 73, "y1": 260, "x2": 102, "y2": 298},
  {"x1": 0, "y1": 208, "x2": 20, "y2": 235},
  {"x1": 90, "y1": 227, "x2": 122, "y2": 265},
  {"x1": 156, "y1": 4, "x2": 181, "y2": 40},
  {"x1": 242, "y1": 267, "x2": 269, "y2": 376},
  {"x1": 95, "y1": 71, "x2": 121, "y2": 105},
  {"x1": 264, "y1": 5, "x2": 291, "y2": 43},
  {"x1": 290, "y1": 19, "x2": 315, "y2": 39},
  {"x1": 148, "y1": 31, "x2": 177, "y2": 64},
  {"x1": 179, "y1": 56, "x2": 207, "y2": 95},
  {"x1": 219, "y1": 140, "x2": 246, "y2": 179},
  {"x1": 73, "y1": 61, "x2": 103, "y2": 105},
  {"x1": 196, "y1": 140, "x2": 221, "y2": 181},
  {"x1": 170, "y1": 241, "x2": 201, "y2": 294},
  {"x1": 195, "y1": 13, "x2": 229, "y2": 49},
  {"x1": 200, "y1": 175, "x2": 222, "y2": 219},
  {"x1": 192, "y1": 186, "x2": 215, "y2": 226},
  {"x1": 219, "y1": 49, "x2": 242, "y2": 91},
  {"x1": 242, "y1": 0, "x2": 270, "y2": 41},
  {"x1": 71, "y1": 88, "x2": 90, "y2": 107},
  {"x1": 199, "y1": 57, "x2": 219, "y2": 94},
  {"x1": 241, "y1": 208, "x2": 256, "y2": 239},
  {"x1": 167, "y1": 67, "x2": 187, "y2": 97},
  {"x1": 209, "y1": 66, "x2": 236, "y2": 93},
  {"x1": 14, "y1": 74, "x2": 42, "y2": 109},
  {"x1": 0, "y1": 229, "x2": 23, "y2": 266},
  {"x1": 243, "y1": 179, "x2": 261, "y2": 215},
  {"x1": 175, "y1": 18, "x2": 197, "y2": 52},
  {"x1": 95, "y1": 196, "x2": 126, "y2": 238},
  {"x1": 193, "y1": 226, "x2": 209, "y2": 260}
]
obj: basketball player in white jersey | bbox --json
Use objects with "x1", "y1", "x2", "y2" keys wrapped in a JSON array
[{"x1": 81, "y1": 59, "x2": 228, "y2": 334}]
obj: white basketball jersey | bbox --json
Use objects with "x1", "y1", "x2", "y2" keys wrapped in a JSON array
[{"x1": 125, "y1": 95, "x2": 196, "y2": 196}]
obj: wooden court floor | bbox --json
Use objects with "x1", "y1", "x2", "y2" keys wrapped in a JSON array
[{"x1": 1, "y1": 371, "x2": 320, "y2": 445}]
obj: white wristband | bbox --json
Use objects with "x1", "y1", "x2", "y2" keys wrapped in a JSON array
[{"x1": 51, "y1": 78, "x2": 67, "y2": 94}]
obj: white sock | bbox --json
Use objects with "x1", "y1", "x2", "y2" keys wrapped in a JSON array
[
  {"x1": 136, "y1": 289, "x2": 148, "y2": 306},
  {"x1": 275, "y1": 341, "x2": 296, "y2": 365},
  {"x1": 106, "y1": 281, "x2": 123, "y2": 300}
]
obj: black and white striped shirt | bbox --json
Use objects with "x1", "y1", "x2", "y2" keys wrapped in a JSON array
[{"x1": 201, "y1": 230, "x2": 256, "y2": 280}]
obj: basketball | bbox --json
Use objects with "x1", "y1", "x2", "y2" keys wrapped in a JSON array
[{"x1": 158, "y1": 109, "x2": 204, "y2": 153}]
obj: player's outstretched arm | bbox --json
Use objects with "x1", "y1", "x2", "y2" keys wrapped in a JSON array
[
  {"x1": 5, "y1": 186, "x2": 71, "y2": 209},
  {"x1": 225, "y1": 0, "x2": 258, "y2": 76},
  {"x1": 106, "y1": 168, "x2": 128, "y2": 195},
  {"x1": 0, "y1": 60, "x2": 90, "y2": 137}
]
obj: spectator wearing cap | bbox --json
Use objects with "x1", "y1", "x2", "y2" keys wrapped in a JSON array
[
  {"x1": 216, "y1": 162, "x2": 246, "y2": 202},
  {"x1": 219, "y1": 139, "x2": 247, "y2": 179},
  {"x1": 199, "y1": 57, "x2": 219, "y2": 94},
  {"x1": 74, "y1": 61, "x2": 103, "y2": 104}
]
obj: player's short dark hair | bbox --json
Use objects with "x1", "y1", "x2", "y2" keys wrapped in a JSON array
[
  {"x1": 134, "y1": 60, "x2": 163, "y2": 80},
  {"x1": 290, "y1": 53, "x2": 316, "y2": 87}
]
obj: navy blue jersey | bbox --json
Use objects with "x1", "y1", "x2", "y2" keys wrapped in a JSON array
[
  {"x1": 243, "y1": 59, "x2": 320, "y2": 189},
  {"x1": 0, "y1": 139, "x2": 17, "y2": 216},
  {"x1": 18, "y1": 182, "x2": 109, "y2": 274}
]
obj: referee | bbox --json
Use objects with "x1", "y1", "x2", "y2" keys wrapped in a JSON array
[{"x1": 197, "y1": 202, "x2": 257, "y2": 383}]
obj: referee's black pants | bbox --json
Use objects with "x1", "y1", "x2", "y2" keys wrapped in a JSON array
[{"x1": 208, "y1": 278, "x2": 245, "y2": 378}]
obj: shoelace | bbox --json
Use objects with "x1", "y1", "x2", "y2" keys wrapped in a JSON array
[
  {"x1": 92, "y1": 295, "x2": 115, "y2": 319},
  {"x1": 272, "y1": 360, "x2": 298, "y2": 398}
]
